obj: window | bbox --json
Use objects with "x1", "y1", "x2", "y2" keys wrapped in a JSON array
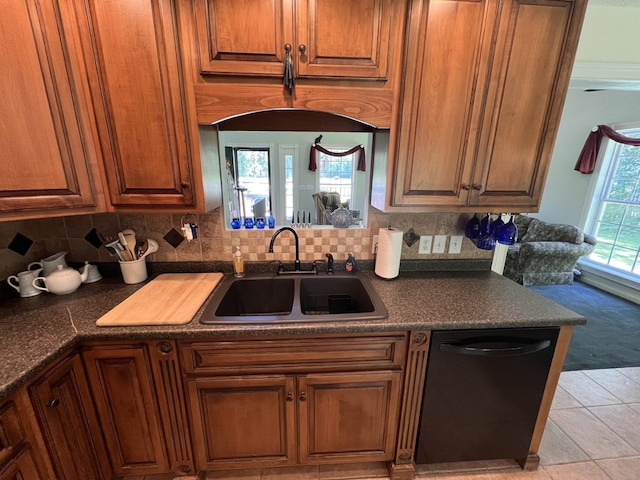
[
  {"x1": 584, "y1": 126, "x2": 640, "y2": 277},
  {"x1": 228, "y1": 147, "x2": 271, "y2": 219},
  {"x1": 317, "y1": 149, "x2": 355, "y2": 206}
]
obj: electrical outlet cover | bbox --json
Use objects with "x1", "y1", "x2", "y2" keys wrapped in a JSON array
[{"x1": 418, "y1": 236, "x2": 432, "y2": 254}]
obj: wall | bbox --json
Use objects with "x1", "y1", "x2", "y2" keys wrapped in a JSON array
[
  {"x1": 0, "y1": 209, "x2": 492, "y2": 281},
  {"x1": 571, "y1": 0, "x2": 640, "y2": 86},
  {"x1": 536, "y1": 88, "x2": 640, "y2": 225}
]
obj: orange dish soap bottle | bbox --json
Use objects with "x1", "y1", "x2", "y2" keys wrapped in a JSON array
[
  {"x1": 345, "y1": 253, "x2": 357, "y2": 273},
  {"x1": 233, "y1": 246, "x2": 245, "y2": 278}
]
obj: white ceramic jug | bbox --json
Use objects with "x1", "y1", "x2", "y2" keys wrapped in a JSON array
[{"x1": 28, "y1": 251, "x2": 68, "y2": 276}]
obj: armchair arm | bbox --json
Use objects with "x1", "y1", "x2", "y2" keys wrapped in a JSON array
[{"x1": 516, "y1": 241, "x2": 593, "y2": 273}]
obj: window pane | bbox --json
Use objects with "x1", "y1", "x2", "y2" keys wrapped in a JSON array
[
  {"x1": 607, "y1": 179, "x2": 636, "y2": 201},
  {"x1": 236, "y1": 149, "x2": 270, "y2": 218},
  {"x1": 590, "y1": 242, "x2": 613, "y2": 264},
  {"x1": 623, "y1": 205, "x2": 640, "y2": 228},
  {"x1": 601, "y1": 202, "x2": 626, "y2": 224},
  {"x1": 595, "y1": 222, "x2": 619, "y2": 243},
  {"x1": 318, "y1": 152, "x2": 354, "y2": 206},
  {"x1": 617, "y1": 226, "x2": 640, "y2": 250},
  {"x1": 609, "y1": 246, "x2": 635, "y2": 272}
]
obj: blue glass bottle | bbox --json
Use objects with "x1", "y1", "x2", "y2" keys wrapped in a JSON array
[
  {"x1": 256, "y1": 217, "x2": 265, "y2": 229},
  {"x1": 244, "y1": 217, "x2": 254, "y2": 229},
  {"x1": 267, "y1": 215, "x2": 275, "y2": 229},
  {"x1": 231, "y1": 218, "x2": 242, "y2": 229}
]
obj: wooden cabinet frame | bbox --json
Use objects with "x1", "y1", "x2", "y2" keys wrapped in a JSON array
[{"x1": 182, "y1": 333, "x2": 407, "y2": 473}]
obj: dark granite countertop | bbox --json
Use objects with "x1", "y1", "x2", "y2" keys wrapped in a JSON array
[{"x1": 0, "y1": 267, "x2": 584, "y2": 400}]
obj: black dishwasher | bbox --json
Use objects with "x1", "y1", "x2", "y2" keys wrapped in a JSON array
[{"x1": 415, "y1": 327, "x2": 559, "y2": 464}]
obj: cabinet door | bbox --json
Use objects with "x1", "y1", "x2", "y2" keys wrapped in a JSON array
[
  {"x1": 470, "y1": 0, "x2": 585, "y2": 209},
  {"x1": 0, "y1": 447, "x2": 43, "y2": 480},
  {"x1": 82, "y1": 344, "x2": 169, "y2": 476},
  {"x1": 392, "y1": 0, "x2": 498, "y2": 208},
  {"x1": 298, "y1": 371, "x2": 402, "y2": 463},
  {"x1": 76, "y1": 0, "x2": 198, "y2": 208},
  {"x1": 195, "y1": 0, "x2": 294, "y2": 76},
  {"x1": 187, "y1": 375, "x2": 297, "y2": 470},
  {"x1": 296, "y1": 0, "x2": 394, "y2": 79},
  {"x1": 29, "y1": 354, "x2": 110, "y2": 480},
  {"x1": 0, "y1": 0, "x2": 99, "y2": 215}
]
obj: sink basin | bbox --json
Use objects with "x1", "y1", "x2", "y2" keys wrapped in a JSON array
[
  {"x1": 299, "y1": 277, "x2": 375, "y2": 315},
  {"x1": 214, "y1": 278, "x2": 294, "y2": 316},
  {"x1": 200, "y1": 274, "x2": 387, "y2": 324}
]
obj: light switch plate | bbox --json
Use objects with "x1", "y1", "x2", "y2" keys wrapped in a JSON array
[
  {"x1": 433, "y1": 235, "x2": 447, "y2": 254},
  {"x1": 449, "y1": 235, "x2": 463, "y2": 254},
  {"x1": 418, "y1": 236, "x2": 432, "y2": 254}
]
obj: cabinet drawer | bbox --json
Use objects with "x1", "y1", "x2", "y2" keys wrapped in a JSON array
[
  {"x1": 0, "y1": 401, "x2": 25, "y2": 467},
  {"x1": 180, "y1": 334, "x2": 407, "y2": 375}
]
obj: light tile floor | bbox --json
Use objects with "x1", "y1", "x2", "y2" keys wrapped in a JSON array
[{"x1": 126, "y1": 368, "x2": 640, "y2": 480}]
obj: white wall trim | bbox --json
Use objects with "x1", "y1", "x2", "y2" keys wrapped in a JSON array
[
  {"x1": 571, "y1": 62, "x2": 640, "y2": 87},
  {"x1": 578, "y1": 260, "x2": 640, "y2": 305}
]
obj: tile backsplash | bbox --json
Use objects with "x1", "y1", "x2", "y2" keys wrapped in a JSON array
[{"x1": 0, "y1": 208, "x2": 492, "y2": 280}]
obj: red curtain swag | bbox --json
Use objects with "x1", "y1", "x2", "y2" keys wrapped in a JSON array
[
  {"x1": 309, "y1": 144, "x2": 366, "y2": 172},
  {"x1": 574, "y1": 125, "x2": 640, "y2": 174}
]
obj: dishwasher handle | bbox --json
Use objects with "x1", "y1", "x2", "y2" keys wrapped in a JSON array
[{"x1": 440, "y1": 336, "x2": 551, "y2": 356}]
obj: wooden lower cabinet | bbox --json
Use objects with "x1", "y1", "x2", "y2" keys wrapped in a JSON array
[
  {"x1": 183, "y1": 334, "x2": 407, "y2": 473},
  {"x1": 188, "y1": 371, "x2": 402, "y2": 471},
  {"x1": 81, "y1": 341, "x2": 195, "y2": 477},
  {"x1": 29, "y1": 353, "x2": 111, "y2": 480},
  {"x1": 0, "y1": 390, "x2": 56, "y2": 480},
  {"x1": 298, "y1": 371, "x2": 402, "y2": 464},
  {"x1": 187, "y1": 375, "x2": 297, "y2": 470},
  {"x1": 0, "y1": 446, "x2": 42, "y2": 480},
  {"x1": 82, "y1": 343, "x2": 170, "y2": 477}
]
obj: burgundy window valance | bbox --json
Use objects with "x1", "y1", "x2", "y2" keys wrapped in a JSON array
[
  {"x1": 309, "y1": 144, "x2": 366, "y2": 172},
  {"x1": 574, "y1": 125, "x2": 640, "y2": 174}
]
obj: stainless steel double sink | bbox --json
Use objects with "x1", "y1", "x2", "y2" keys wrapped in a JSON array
[{"x1": 199, "y1": 274, "x2": 388, "y2": 324}]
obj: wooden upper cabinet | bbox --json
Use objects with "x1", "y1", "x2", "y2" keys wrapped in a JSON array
[
  {"x1": 392, "y1": 0, "x2": 498, "y2": 208},
  {"x1": 470, "y1": 0, "x2": 582, "y2": 209},
  {"x1": 375, "y1": 0, "x2": 587, "y2": 212},
  {"x1": 76, "y1": 0, "x2": 199, "y2": 209},
  {"x1": 195, "y1": 0, "x2": 294, "y2": 76},
  {"x1": 296, "y1": 0, "x2": 393, "y2": 79},
  {"x1": 194, "y1": 0, "x2": 394, "y2": 80},
  {"x1": 0, "y1": 0, "x2": 101, "y2": 216}
]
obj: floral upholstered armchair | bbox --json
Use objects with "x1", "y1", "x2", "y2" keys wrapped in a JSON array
[{"x1": 503, "y1": 215, "x2": 597, "y2": 286}]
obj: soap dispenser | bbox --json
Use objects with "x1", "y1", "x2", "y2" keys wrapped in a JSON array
[
  {"x1": 233, "y1": 246, "x2": 245, "y2": 278},
  {"x1": 345, "y1": 253, "x2": 357, "y2": 273}
]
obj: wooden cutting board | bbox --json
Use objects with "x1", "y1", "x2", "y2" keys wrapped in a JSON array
[{"x1": 96, "y1": 273, "x2": 224, "y2": 327}]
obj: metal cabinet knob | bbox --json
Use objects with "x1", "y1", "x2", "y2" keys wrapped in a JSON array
[
  {"x1": 299, "y1": 391, "x2": 307, "y2": 402},
  {"x1": 286, "y1": 392, "x2": 294, "y2": 402},
  {"x1": 47, "y1": 399, "x2": 60, "y2": 408},
  {"x1": 298, "y1": 44, "x2": 307, "y2": 55}
]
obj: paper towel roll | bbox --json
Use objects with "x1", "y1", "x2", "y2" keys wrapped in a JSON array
[{"x1": 375, "y1": 227, "x2": 403, "y2": 279}]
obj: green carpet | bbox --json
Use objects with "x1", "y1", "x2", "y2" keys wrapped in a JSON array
[{"x1": 529, "y1": 280, "x2": 640, "y2": 371}]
